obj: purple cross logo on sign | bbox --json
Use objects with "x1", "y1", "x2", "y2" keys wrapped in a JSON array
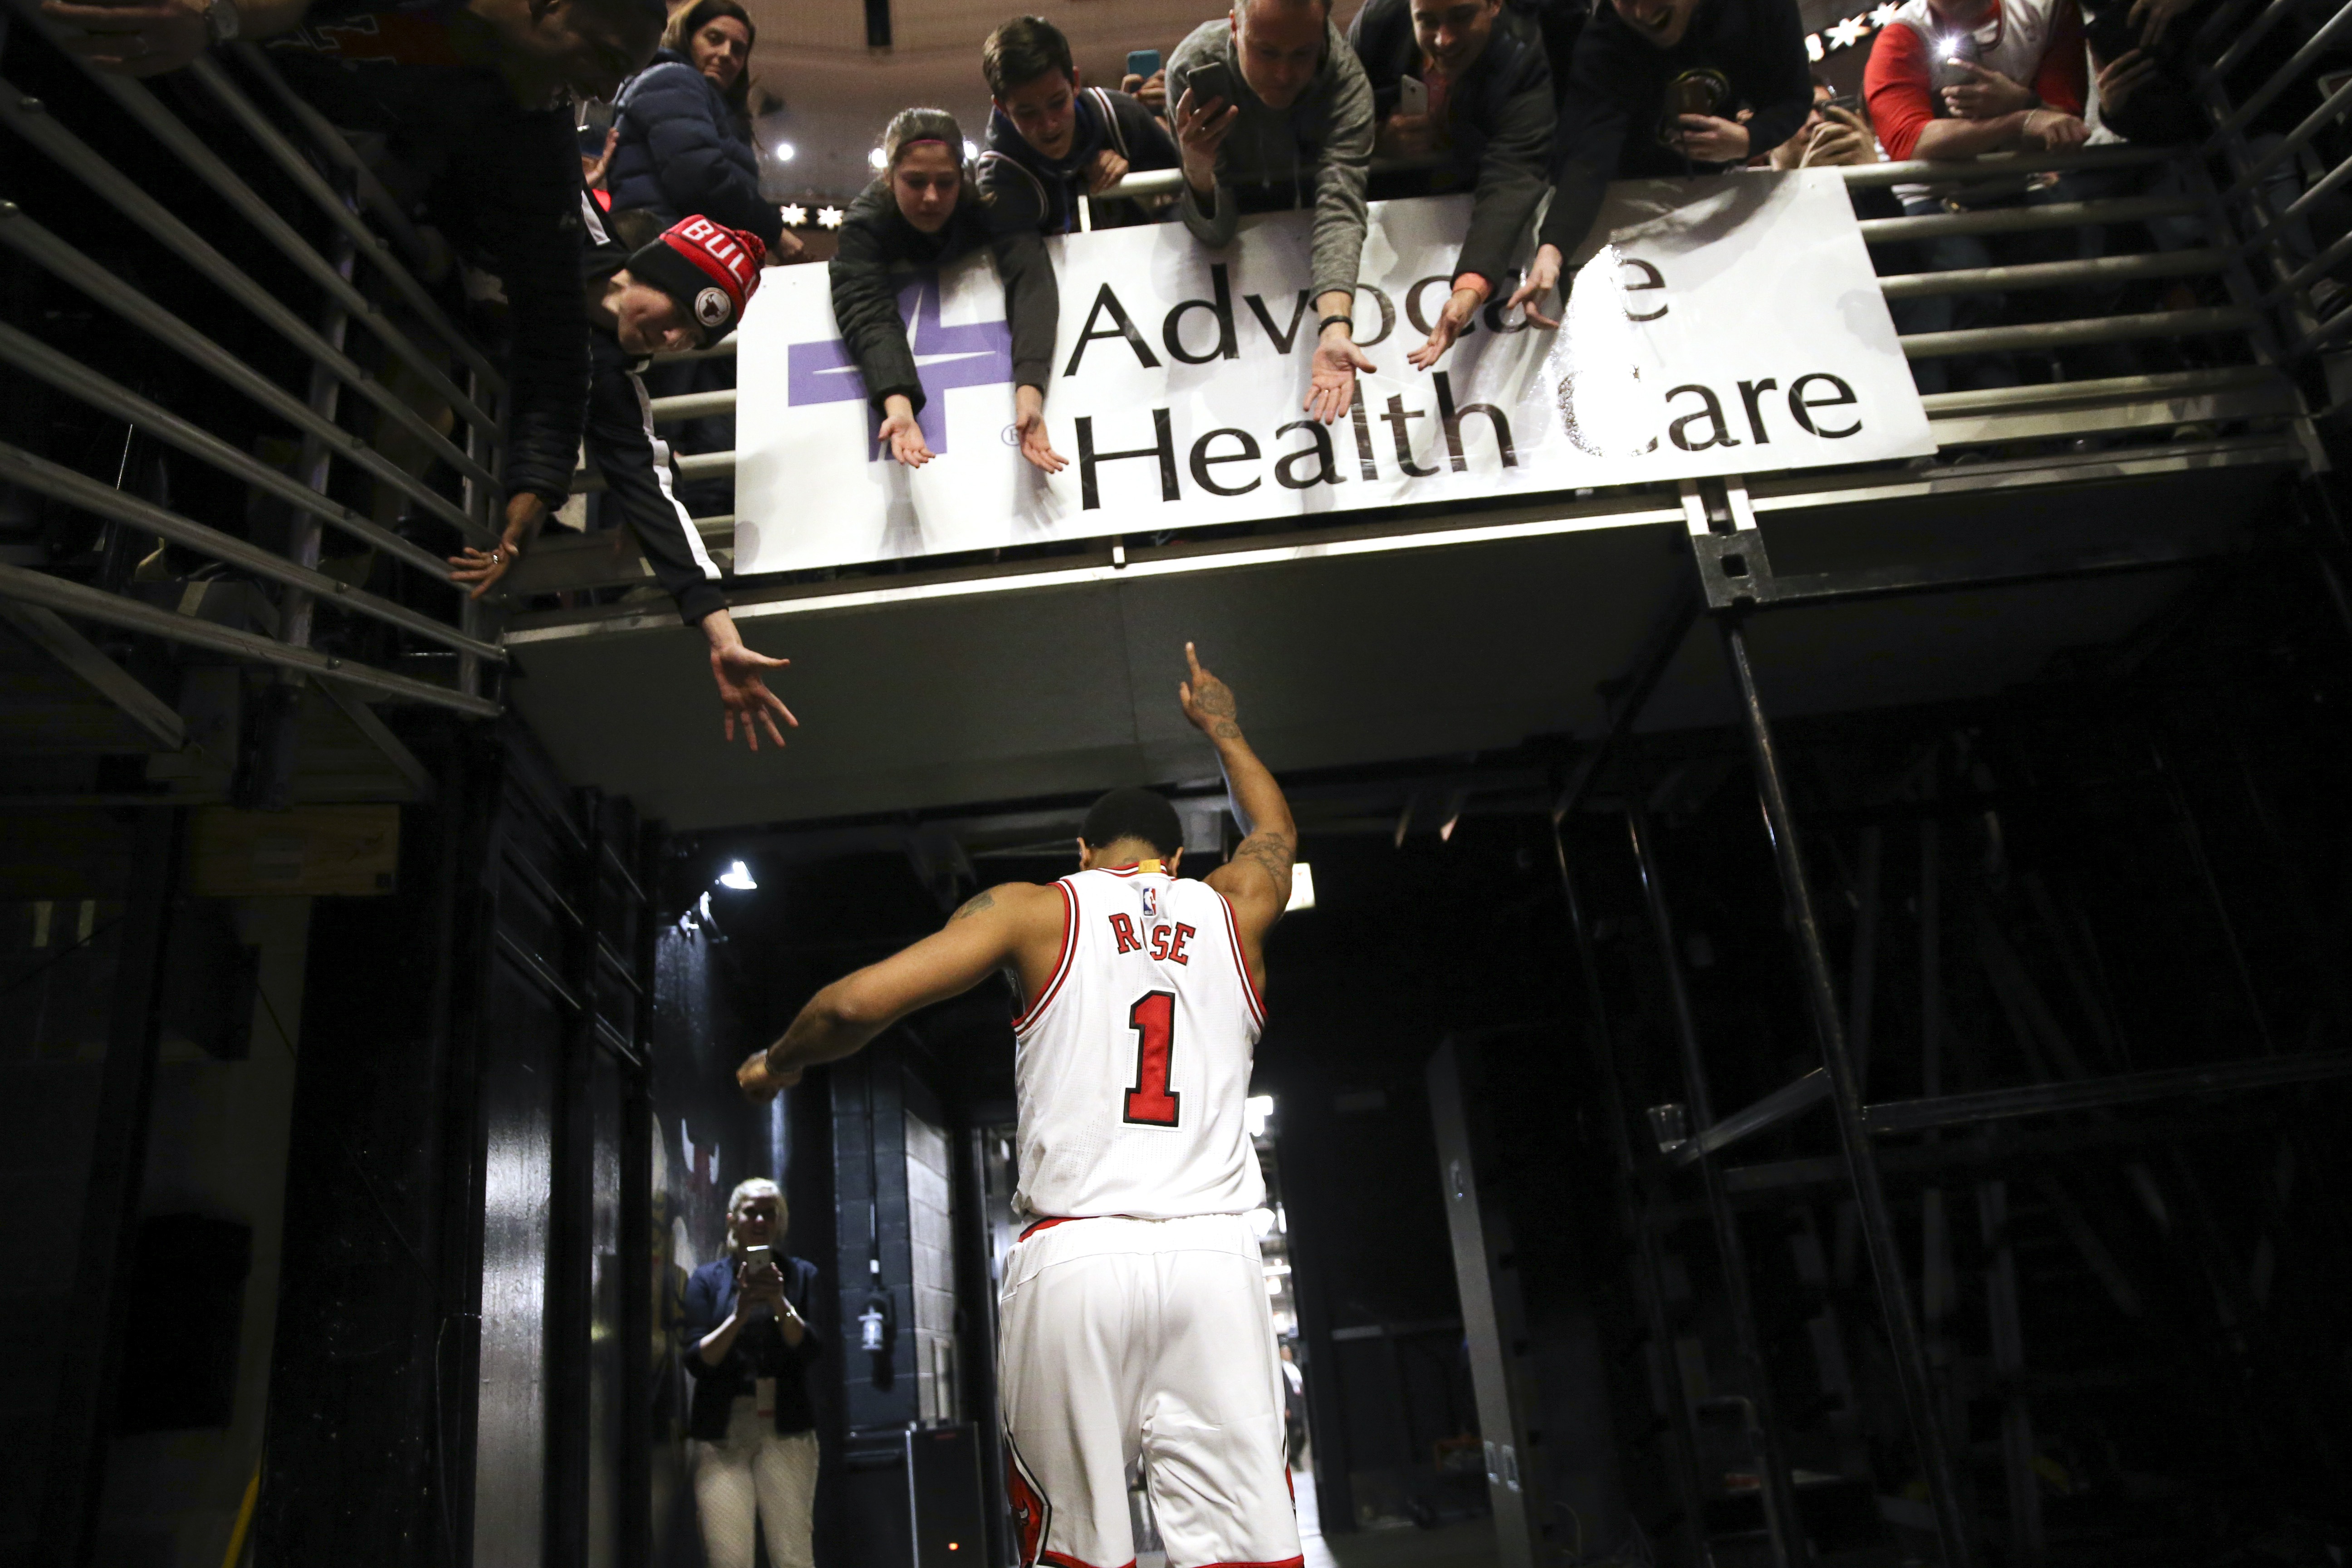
[{"x1": 786, "y1": 274, "x2": 1013, "y2": 458}]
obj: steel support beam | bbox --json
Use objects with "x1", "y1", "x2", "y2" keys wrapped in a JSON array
[
  {"x1": 1627, "y1": 802, "x2": 1804, "y2": 1568},
  {"x1": 0, "y1": 602, "x2": 185, "y2": 750},
  {"x1": 1550, "y1": 826, "x2": 1716, "y2": 1566},
  {"x1": 314, "y1": 676, "x2": 440, "y2": 802},
  {"x1": 1670, "y1": 1070, "x2": 1833, "y2": 1167},
  {"x1": 1863, "y1": 1051, "x2": 2352, "y2": 1134},
  {"x1": 1715, "y1": 619, "x2": 1975, "y2": 1565}
]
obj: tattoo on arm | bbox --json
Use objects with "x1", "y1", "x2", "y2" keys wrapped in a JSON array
[
  {"x1": 1213, "y1": 720, "x2": 1241, "y2": 738},
  {"x1": 1233, "y1": 830, "x2": 1296, "y2": 904},
  {"x1": 950, "y1": 889, "x2": 996, "y2": 922}
]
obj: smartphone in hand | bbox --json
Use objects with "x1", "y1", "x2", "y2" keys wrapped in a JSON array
[
  {"x1": 1186, "y1": 59, "x2": 1239, "y2": 112},
  {"x1": 1127, "y1": 48, "x2": 1161, "y2": 80},
  {"x1": 1397, "y1": 74, "x2": 1429, "y2": 117}
]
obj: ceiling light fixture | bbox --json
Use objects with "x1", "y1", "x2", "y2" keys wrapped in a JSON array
[
  {"x1": 717, "y1": 860, "x2": 757, "y2": 891},
  {"x1": 772, "y1": 141, "x2": 796, "y2": 162}
]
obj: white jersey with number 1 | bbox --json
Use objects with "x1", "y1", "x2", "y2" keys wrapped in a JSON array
[{"x1": 1010, "y1": 862, "x2": 1266, "y2": 1220}]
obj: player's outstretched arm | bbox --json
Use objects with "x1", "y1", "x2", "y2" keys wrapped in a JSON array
[
  {"x1": 1181, "y1": 642, "x2": 1297, "y2": 951},
  {"x1": 736, "y1": 882, "x2": 1061, "y2": 1100}
]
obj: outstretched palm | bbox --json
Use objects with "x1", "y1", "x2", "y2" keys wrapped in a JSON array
[{"x1": 711, "y1": 642, "x2": 798, "y2": 750}]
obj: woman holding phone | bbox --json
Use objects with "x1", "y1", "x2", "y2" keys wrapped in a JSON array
[{"x1": 682, "y1": 1178, "x2": 823, "y2": 1568}]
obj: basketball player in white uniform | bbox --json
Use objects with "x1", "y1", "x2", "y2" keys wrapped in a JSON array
[{"x1": 738, "y1": 643, "x2": 1301, "y2": 1568}]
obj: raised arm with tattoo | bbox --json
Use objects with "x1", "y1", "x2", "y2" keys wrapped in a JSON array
[{"x1": 1181, "y1": 642, "x2": 1297, "y2": 972}]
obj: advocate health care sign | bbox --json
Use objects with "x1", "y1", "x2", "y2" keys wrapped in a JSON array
[{"x1": 732, "y1": 171, "x2": 1932, "y2": 574}]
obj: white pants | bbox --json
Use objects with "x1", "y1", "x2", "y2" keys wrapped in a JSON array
[
  {"x1": 999, "y1": 1214, "x2": 1301, "y2": 1568},
  {"x1": 691, "y1": 1398, "x2": 818, "y2": 1568}
]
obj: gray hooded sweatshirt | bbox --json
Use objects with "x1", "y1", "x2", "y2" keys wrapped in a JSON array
[{"x1": 1166, "y1": 15, "x2": 1375, "y2": 304}]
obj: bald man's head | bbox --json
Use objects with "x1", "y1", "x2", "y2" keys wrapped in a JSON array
[{"x1": 1229, "y1": 0, "x2": 1329, "y2": 108}]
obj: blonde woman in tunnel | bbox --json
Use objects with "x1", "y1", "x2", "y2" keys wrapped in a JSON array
[{"x1": 681, "y1": 1176, "x2": 824, "y2": 1568}]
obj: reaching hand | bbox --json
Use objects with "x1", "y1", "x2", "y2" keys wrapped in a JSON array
[
  {"x1": 1407, "y1": 286, "x2": 1482, "y2": 371},
  {"x1": 1173, "y1": 86, "x2": 1240, "y2": 194},
  {"x1": 2095, "y1": 48, "x2": 2159, "y2": 118},
  {"x1": 42, "y1": 0, "x2": 208, "y2": 76},
  {"x1": 878, "y1": 398, "x2": 934, "y2": 467},
  {"x1": 1306, "y1": 326, "x2": 1374, "y2": 424},
  {"x1": 767, "y1": 228, "x2": 807, "y2": 264},
  {"x1": 704, "y1": 609, "x2": 796, "y2": 751},
  {"x1": 2021, "y1": 107, "x2": 2091, "y2": 149},
  {"x1": 1085, "y1": 148, "x2": 1132, "y2": 195},
  {"x1": 1177, "y1": 641, "x2": 1243, "y2": 740},
  {"x1": 447, "y1": 493, "x2": 547, "y2": 600},
  {"x1": 1505, "y1": 244, "x2": 1565, "y2": 330},
  {"x1": 1667, "y1": 113, "x2": 1750, "y2": 163},
  {"x1": 1013, "y1": 385, "x2": 1067, "y2": 475},
  {"x1": 1942, "y1": 61, "x2": 2036, "y2": 119}
]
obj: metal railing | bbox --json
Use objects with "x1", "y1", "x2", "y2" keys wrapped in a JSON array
[{"x1": 0, "y1": 0, "x2": 506, "y2": 805}]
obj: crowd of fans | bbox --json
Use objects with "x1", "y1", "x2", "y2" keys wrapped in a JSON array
[{"x1": 42, "y1": 0, "x2": 2352, "y2": 741}]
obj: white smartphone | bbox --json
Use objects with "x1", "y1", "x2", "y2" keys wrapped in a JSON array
[{"x1": 1398, "y1": 75, "x2": 1429, "y2": 117}]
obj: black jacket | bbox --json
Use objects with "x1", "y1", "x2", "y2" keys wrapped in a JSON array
[
  {"x1": 978, "y1": 87, "x2": 1181, "y2": 235},
  {"x1": 610, "y1": 51, "x2": 783, "y2": 250},
  {"x1": 1540, "y1": 0, "x2": 1811, "y2": 255},
  {"x1": 827, "y1": 181, "x2": 1058, "y2": 410},
  {"x1": 264, "y1": 0, "x2": 589, "y2": 511},
  {"x1": 1348, "y1": 0, "x2": 1557, "y2": 290},
  {"x1": 681, "y1": 1256, "x2": 823, "y2": 1440}
]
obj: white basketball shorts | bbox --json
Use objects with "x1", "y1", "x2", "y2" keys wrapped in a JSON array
[{"x1": 997, "y1": 1213, "x2": 1302, "y2": 1568}]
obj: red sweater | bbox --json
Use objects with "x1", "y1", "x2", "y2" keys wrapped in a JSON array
[{"x1": 1863, "y1": 0, "x2": 2087, "y2": 162}]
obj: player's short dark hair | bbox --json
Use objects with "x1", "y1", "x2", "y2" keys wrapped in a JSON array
[
  {"x1": 983, "y1": 16, "x2": 1075, "y2": 98},
  {"x1": 1082, "y1": 787, "x2": 1183, "y2": 858}
]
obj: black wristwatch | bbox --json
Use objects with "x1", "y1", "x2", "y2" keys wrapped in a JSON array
[{"x1": 1318, "y1": 313, "x2": 1353, "y2": 335}]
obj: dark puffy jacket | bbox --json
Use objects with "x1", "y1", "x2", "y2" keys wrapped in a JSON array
[{"x1": 609, "y1": 51, "x2": 783, "y2": 250}]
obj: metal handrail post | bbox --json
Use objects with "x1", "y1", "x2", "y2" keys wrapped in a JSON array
[
  {"x1": 256, "y1": 222, "x2": 359, "y2": 810},
  {"x1": 1715, "y1": 618, "x2": 1974, "y2": 1567},
  {"x1": 277, "y1": 222, "x2": 355, "y2": 659},
  {"x1": 1550, "y1": 822, "x2": 1719, "y2": 1568},
  {"x1": 1625, "y1": 800, "x2": 1804, "y2": 1568}
]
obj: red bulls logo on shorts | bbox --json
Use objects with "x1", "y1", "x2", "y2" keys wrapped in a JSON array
[{"x1": 1006, "y1": 1448, "x2": 1049, "y2": 1566}]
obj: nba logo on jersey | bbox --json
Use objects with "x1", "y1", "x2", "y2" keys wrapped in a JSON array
[{"x1": 1140, "y1": 884, "x2": 1158, "y2": 919}]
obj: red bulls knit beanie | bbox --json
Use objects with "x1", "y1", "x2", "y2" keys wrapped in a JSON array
[{"x1": 626, "y1": 216, "x2": 767, "y2": 343}]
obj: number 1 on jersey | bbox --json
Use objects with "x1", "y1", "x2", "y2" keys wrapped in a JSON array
[{"x1": 1122, "y1": 990, "x2": 1181, "y2": 1126}]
